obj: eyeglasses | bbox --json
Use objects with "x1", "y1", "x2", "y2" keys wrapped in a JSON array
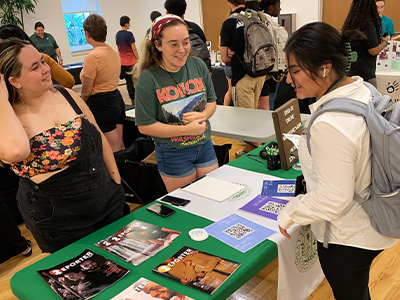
[{"x1": 161, "y1": 39, "x2": 191, "y2": 49}]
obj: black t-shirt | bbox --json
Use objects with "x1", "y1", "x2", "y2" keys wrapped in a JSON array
[
  {"x1": 350, "y1": 20, "x2": 380, "y2": 81},
  {"x1": 185, "y1": 20, "x2": 206, "y2": 42},
  {"x1": 220, "y1": 7, "x2": 247, "y2": 86}
]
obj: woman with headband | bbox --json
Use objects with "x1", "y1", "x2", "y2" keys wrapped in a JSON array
[
  {"x1": 277, "y1": 22, "x2": 396, "y2": 299},
  {"x1": 134, "y1": 15, "x2": 218, "y2": 192}
]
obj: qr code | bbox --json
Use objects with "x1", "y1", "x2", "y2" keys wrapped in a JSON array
[
  {"x1": 259, "y1": 201, "x2": 286, "y2": 215},
  {"x1": 277, "y1": 184, "x2": 295, "y2": 194},
  {"x1": 223, "y1": 223, "x2": 254, "y2": 240}
]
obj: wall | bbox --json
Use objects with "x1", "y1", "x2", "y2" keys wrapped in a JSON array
[{"x1": 21, "y1": 0, "x2": 203, "y2": 65}]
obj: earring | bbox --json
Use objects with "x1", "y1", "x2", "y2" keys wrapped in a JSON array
[{"x1": 322, "y1": 65, "x2": 327, "y2": 78}]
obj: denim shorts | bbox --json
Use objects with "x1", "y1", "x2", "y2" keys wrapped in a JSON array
[
  {"x1": 155, "y1": 140, "x2": 218, "y2": 178},
  {"x1": 224, "y1": 65, "x2": 233, "y2": 79}
]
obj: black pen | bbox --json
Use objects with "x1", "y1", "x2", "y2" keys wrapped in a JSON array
[{"x1": 246, "y1": 155, "x2": 264, "y2": 163}]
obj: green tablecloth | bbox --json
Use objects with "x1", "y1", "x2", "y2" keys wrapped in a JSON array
[
  {"x1": 228, "y1": 144, "x2": 302, "y2": 179},
  {"x1": 11, "y1": 203, "x2": 278, "y2": 300}
]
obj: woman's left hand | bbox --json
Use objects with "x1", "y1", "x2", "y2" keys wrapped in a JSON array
[
  {"x1": 279, "y1": 225, "x2": 291, "y2": 240},
  {"x1": 182, "y1": 112, "x2": 205, "y2": 124}
]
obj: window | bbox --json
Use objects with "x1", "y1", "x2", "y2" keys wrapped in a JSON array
[{"x1": 60, "y1": 0, "x2": 100, "y2": 52}]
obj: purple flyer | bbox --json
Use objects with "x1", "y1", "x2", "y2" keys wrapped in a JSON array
[
  {"x1": 240, "y1": 195, "x2": 289, "y2": 220},
  {"x1": 261, "y1": 180, "x2": 296, "y2": 197}
]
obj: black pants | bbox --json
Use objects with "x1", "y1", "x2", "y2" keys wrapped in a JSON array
[
  {"x1": 120, "y1": 65, "x2": 135, "y2": 102},
  {"x1": 317, "y1": 242, "x2": 382, "y2": 300}
]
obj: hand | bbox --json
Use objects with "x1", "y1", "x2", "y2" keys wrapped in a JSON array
[
  {"x1": 0, "y1": 74, "x2": 9, "y2": 101},
  {"x1": 58, "y1": 58, "x2": 63, "y2": 66},
  {"x1": 279, "y1": 225, "x2": 291, "y2": 240},
  {"x1": 185, "y1": 118, "x2": 207, "y2": 135},
  {"x1": 182, "y1": 112, "x2": 205, "y2": 124},
  {"x1": 228, "y1": 48, "x2": 235, "y2": 58}
]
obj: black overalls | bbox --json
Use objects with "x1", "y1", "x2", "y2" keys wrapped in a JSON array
[{"x1": 17, "y1": 87, "x2": 125, "y2": 253}]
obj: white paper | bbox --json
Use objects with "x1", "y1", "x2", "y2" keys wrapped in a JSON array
[
  {"x1": 283, "y1": 133, "x2": 301, "y2": 149},
  {"x1": 182, "y1": 176, "x2": 245, "y2": 202}
]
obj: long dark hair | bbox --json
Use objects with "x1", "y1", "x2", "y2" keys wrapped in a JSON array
[
  {"x1": 342, "y1": 0, "x2": 382, "y2": 40},
  {"x1": 285, "y1": 22, "x2": 349, "y2": 82}
]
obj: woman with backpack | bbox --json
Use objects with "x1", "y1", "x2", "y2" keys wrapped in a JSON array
[
  {"x1": 133, "y1": 15, "x2": 218, "y2": 192},
  {"x1": 277, "y1": 22, "x2": 396, "y2": 300}
]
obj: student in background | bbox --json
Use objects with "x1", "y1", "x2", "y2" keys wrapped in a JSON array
[
  {"x1": 81, "y1": 14, "x2": 126, "y2": 152},
  {"x1": 278, "y1": 22, "x2": 396, "y2": 300},
  {"x1": 146, "y1": 11, "x2": 162, "y2": 37},
  {"x1": 116, "y1": 15, "x2": 139, "y2": 105},
  {"x1": 342, "y1": 0, "x2": 388, "y2": 87},
  {"x1": 0, "y1": 24, "x2": 74, "y2": 88},
  {"x1": 30, "y1": 22, "x2": 63, "y2": 65},
  {"x1": 375, "y1": 0, "x2": 398, "y2": 40},
  {"x1": 134, "y1": 15, "x2": 218, "y2": 192}
]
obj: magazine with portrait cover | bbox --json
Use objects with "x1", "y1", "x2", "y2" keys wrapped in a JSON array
[
  {"x1": 95, "y1": 220, "x2": 181, "y2": 266},
  {"x1": 110, "y1": 277, "x2": 195, "y2": 300},
  {"x1": 152, "y1": 246, "x2": 241, "y2": 295},
  {"x1": 37, "y1": 249, "x2": 129, "y2": 300}
]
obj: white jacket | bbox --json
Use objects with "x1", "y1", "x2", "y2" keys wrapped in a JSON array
[{"x1": 278, "y1": 77, "x2": 396, "y2": 250}]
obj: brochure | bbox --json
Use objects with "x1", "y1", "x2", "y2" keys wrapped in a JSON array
[
  {"x1": 38, "y1": 249, "x2": 129, "y2": 300},
  {"x1": 204, "y1": 213, "x2": 275, "y2": 252},
  {"x1": 261, "y1": 179, "x2": 296, "y2": 197},
  {"x1": 182, "y1": 176, "x2": 245, "y2": 202},
  {"x1": 111, "y1": 277, "x2": 195, "y2": 300},
  {"x1": 240, "y1": 195, "x2": 289, "y2": 220},
  {"x1": 96, "y1": 220, "x2": 181, "y2": 266},
  {"x1": 153, "y1": 246, "x2": 240, "y2": 295}
]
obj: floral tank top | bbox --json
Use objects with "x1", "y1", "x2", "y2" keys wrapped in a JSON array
[{"x1": 11, "y1": 116, "x2": 83, "y2": 178}]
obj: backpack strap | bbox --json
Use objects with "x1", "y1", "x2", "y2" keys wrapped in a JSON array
[{"x1": 304, "y1": 98, "x2": 367, "y2": 156}]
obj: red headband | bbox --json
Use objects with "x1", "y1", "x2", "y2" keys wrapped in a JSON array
[{"x1": 150, "y1": 15, "x2": 183, "y2": 41}]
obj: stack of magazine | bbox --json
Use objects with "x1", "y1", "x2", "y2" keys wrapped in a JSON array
[
  {"x1": 38, "y1": 249, "x2": 129, "y2": 300},
  {"x1": 153, "y1": 246, "x2": 241, "y2": 295},
  {"x1": 96, "y1": 220, "x2": 181, "y2": 266}
]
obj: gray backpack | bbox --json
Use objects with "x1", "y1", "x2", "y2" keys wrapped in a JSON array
[
  {"x1": 228, "y1": 9, "x2": 275, "y2": 77},
  {"x1": 304, "y1": 82, "x2": 400, "y2": 247}
]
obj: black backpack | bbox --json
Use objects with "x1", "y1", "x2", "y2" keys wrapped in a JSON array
[{"x1": 189, "y1": 28, "x2": 212, "y2": 72}]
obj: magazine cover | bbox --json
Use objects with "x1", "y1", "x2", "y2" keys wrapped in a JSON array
[
  {"x1": 38, "y1": 249, "x2": 129, "y2": 300},
  {"x1": 153, "y1": 246, "x2": 241, "y2": 295},
  {"x1": 96, "y1": 220, "x2": 181, "y2": 266},
  {"x1": 111, "y1": 277, "x2": 195, "y2": 300}
]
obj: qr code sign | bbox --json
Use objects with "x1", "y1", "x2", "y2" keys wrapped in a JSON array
[
  {"x1": 223, "y1": 223, "x2": 254, "y2": 240},
  {"x1": 277, "y1": 184, "x2": 295, "y2": 194},
  {"x1": 259, "y1": 201, "x2": 286, "y2": 215}
]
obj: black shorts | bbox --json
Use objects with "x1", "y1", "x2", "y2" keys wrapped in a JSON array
[
  {"x1": 260, "y1": 78, "x2": 277, "y2": 97},
  {"x1": 87, "y1": 89, "x2": 126, "y2": 133}
]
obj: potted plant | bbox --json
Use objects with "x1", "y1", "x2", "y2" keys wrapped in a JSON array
[{"x1": 0, "y1": 0, "x2": 38, "y2": 29}]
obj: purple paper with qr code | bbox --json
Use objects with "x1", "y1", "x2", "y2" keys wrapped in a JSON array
[
  {"x1": 261, "y1": 180, "x2": 296, "y2": 197},
  {"x1": 240, "y1": 195, "x2": 289, "y2": 220}
]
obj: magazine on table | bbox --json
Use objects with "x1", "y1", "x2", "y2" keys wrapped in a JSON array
[
  {"x1": 153, "y1": 246, "x2": 241, "y2": 295},
  {"x1": 110, "y1": 277, "x2": 195, "y2": 300},
  {"x1": 96, "y1": 220, "x2": 181, "y2": 266},
  {"x1": 37, "y1": 249, "x2": 129, "y2": 300}
]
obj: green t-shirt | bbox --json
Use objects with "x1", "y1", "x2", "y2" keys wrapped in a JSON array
[
  {"x1": 30, "y1": 32, "x2": 59, "y2": 61},
  {"x1": 135, "y1": 57, "x2": 216, "y2": 149},
  {"x1": 381, "y1": 15, "x2": 395, "y2": 37}
]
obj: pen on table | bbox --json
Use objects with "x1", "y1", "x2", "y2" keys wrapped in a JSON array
[{"x1": 246, "y1": 155, "x2": 264, "y2": 163}]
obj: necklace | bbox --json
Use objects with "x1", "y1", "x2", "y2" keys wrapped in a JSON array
[
  {"x1": 160, "y1": 62, "x2": 192, "y2": 97},
  {"x1": 324, "y1": 76, "x2": 346, "y2": 95}
]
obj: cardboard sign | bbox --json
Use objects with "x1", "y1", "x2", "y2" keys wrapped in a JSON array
[{"x1": 272, "y1": 98, "x2": 303, "y2": 170}]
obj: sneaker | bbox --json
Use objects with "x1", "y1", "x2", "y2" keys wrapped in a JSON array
[
  {"x1": 235, "y1": 149, "x2": 248, "y2": 157},
  {"x1": 22, "y1": 240, "x2": 32, "y2": 257}
]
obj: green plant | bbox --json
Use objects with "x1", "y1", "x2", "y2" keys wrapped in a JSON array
[{"x1": 0, "y1": 0, "x2": 38, "y2": 29}]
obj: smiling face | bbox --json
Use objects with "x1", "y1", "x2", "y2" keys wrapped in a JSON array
[
  {"x1": 9, "y1": 45, "x2": 52, "y2": 96},
  {"x1": 35, "y1": 26, "x2": 44, "y2": 38},
  {"x1": 285, "y1": 54, "x2": 325, "y2": 100},
  {"x1": 156, "y1": 23, "x2": 190, "y2": 72},
  {"x1": 376, "y1": 1, "x2": 385, "y2": 17}
]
